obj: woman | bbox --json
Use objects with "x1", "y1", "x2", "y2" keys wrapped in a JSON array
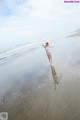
[{"x1": 42, "y1": 42, "x2": 54, "y2": 65}]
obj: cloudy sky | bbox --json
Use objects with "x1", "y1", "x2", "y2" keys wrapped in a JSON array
[{"x1": 0, "y1": 0, "x2": 80, "y2": 50}]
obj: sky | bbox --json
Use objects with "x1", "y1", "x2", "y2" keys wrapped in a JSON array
[{"x1": 0, "y1": 0, "x2": 80, "y2": 51}]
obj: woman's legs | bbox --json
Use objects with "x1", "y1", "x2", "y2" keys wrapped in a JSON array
[{"x1": 47, "y1": 54, "x2": 53, "y2": 63}]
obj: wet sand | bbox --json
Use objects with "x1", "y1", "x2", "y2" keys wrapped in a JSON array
[{"x1": 0, "y1": 36, "x2": 80, "y2": 120}]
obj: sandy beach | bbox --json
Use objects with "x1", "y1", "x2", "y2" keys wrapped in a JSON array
[{"x1": 0, "y1": 35, "x2": 80, "y2": 120}]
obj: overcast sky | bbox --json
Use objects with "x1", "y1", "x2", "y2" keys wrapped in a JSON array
[{"x1": 0, "y1": 0, "x2": 80, "y2": 50}]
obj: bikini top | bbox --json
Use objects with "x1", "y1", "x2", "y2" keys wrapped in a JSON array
[{"x1": 46, "y1": 46, "x2": 50, "y2": 53}]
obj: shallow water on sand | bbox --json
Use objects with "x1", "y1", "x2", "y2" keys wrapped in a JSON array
[{"x1": 0, "y1": 37, "x2": 80, "y2": 120}]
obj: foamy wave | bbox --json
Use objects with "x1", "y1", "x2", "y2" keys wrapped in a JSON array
[{"x1": 0, "y1": 41, "x2": 38, "y2": 65}]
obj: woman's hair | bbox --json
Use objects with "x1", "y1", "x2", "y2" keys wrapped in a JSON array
[{"x1": 46, "y1": 42, "x2": 49, "y2": 45}]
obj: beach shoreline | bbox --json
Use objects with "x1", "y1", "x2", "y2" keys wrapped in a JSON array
[{"x1": 0, "y1": 37, "x2": 80, "y2": 120}]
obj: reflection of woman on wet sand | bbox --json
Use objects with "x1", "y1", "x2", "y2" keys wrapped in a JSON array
[
  {"x1": 42, "y1": 42, "x2": 54, "y2": 66},
  {"x1": 51, "y1": 65, "x2": 59, "y2": 89},
  {"x1": 51, "y1": 64, "x2": 62, "y2": 90}
]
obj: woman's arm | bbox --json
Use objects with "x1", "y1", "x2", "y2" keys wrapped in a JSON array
[
  {"x1": 42, "y1": 44, "x2": 46, "y2": 48},
  {"x1": 49, "y1": 45, "x2": 55, "y2": 48}
]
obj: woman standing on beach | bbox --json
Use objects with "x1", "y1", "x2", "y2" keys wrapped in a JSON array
[{"x1": 42, "y1": 42, "x2": 54, "y2": 65}]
